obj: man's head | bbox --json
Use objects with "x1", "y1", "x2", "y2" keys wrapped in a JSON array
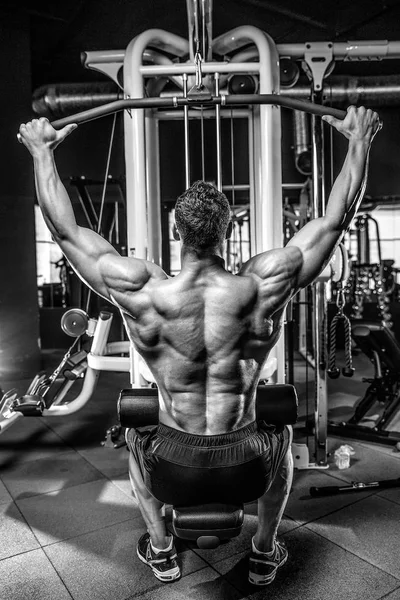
[{"x1": 174, "y1": 180, "x2": 231, "y2": 251}]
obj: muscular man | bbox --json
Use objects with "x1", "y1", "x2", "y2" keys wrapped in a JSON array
[{"x1": 19, "y1": 105, "x2": 380, "y2": 586}]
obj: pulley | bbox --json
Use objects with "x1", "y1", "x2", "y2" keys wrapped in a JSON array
[{"x1": 61, "y1": 308, "x2": 89, "y2": 337}]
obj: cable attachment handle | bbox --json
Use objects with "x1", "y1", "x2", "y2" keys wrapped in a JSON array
[
  {"x1": 327, "y1": 283, "x2": 355, "y2": 379},
  {"x1": 187, "y1": 46, "x2": 213, "y2": 103},
  {"x1": 194, "y1": 49, "x2": 203, "y2": 90}
]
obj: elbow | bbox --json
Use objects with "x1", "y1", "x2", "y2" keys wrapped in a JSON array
[
  {"x1": 50, "y1": 226, "x2": 71, "y2": 244},
  {"x1": 51, "y1": 226, "x2": 80, "y2": 247},
  {"x1": 49, "y1": 218, "x2": 80, "y2": 241}
]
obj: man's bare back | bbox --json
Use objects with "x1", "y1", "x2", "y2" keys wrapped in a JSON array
[{"x1": 109, "y1": 248, "x2": 302, "y2": 435}]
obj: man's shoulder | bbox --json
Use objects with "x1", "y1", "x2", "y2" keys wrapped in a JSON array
[
  {"x1": 239, "y1": 246, "x2": 303, "y2": 280},
  {"x1": 142, "y1": 259, "x2": 169, "y2": 281},
  {"x1": 102, "y1": 255, "x2": 168, "y2": 299},
  {"x1": 122, "y1": 257, "x2": 168, "y2": 285}
]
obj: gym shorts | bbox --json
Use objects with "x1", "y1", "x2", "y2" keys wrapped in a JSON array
[{"x1": 126, "y1": 421, "x2": 291, "y2": 505}]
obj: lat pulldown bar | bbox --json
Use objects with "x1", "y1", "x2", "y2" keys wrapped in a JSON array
[{"x1": 46, "y1": 94, "x2": 346, "y2": 130}]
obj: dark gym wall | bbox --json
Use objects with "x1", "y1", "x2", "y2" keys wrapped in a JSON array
[{"x1": 0, "y1": 9, "x2": 40, "y2": 379}]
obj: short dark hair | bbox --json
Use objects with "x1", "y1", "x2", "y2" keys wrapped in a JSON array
[{"x1": 174, "y1": 181, "x2": 231, "y2": 249}]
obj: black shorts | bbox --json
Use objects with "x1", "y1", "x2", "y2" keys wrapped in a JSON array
[{"x1": 126, "y1": 421, "x2": 291, "y2": 506}]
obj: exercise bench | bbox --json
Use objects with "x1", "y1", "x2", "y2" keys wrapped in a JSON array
[
  {"x1": 118, "y1": 384, "x2": 297, "y2": 549},
  {"x1": 329, "y1": 320, "x2": 400, "y2": 445}
]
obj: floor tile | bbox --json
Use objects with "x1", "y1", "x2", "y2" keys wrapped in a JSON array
[
  {"x1": 0, "y1": 418, "x2": 71, "y2": 468},
  {"x1": 0, "y1": 548, "x2": 72, "y2": 600},
  {"x1": 213, "y1": 526, "x2": 399, "y2": 600},
  {"x1": 285, "y1": 468, "x2": 376, "y2": 524},
  {"x1": 108, "y1": 473, "x2": 137, "y2": 501},
  {"x1": 192, "y1": 511, "x2": 301, "y2": 565},
  {"x1": 0, "y1": 502, "x2": 40, "y2": 560},
  {"x1": 40, "y1": 372, "x2": 129, "y2": 450},
  {"x1": 126, "y1": 565, "x2": 244, "y2": 600},
  {"x1": 377, "y1": 486, "x2": 400, "y2": 505},
  {"x1": 44, "y1": 519, "x2": 209, "y2": 600},
  {"x1": 77, "y1": 445, "x2": 129, "y2": 478},
  {"x1": 41, "y1": 411, "x2": 119, "y2": 450},
  {"x1": 1, "y1": 451, "x2": 104, "y2": 500},
  {"x1": 326, "y1": 438, "x2": 400, "y2": 484},
  {"x1": 0, "y1": 479, "x2": 12, "y2": 505},
  {"x1": 306, "y1": 494, "x2": 400, "y2": 579},
  {"x1": 16, "y1": 479, "x2": 141, "y2": 546},
  {"x1": 245, "y1": 501, "x2": 301, "y2": 534},
  {"x1": 378, "y1": 587, "x2": 400, "y2": 600}
]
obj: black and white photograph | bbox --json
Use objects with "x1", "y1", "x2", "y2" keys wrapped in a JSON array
[{"x1": 1, "y1": 1, "x2": 400, "y2": 599}]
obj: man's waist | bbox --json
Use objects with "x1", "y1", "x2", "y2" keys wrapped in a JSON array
[
  {"x1": 158, "y1": 406, "x2": 256, "y2": 436},
  {"x1": 156, "y1": 420, "x2": 259, "y2": 447}
]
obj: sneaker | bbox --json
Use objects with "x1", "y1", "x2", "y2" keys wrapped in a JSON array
[
  {"x1": 248, "y1": 539, "x2": 288, "y2": 586},
  {"x1": 137, "y1": 532, "x2": 181, "y2": 583}
]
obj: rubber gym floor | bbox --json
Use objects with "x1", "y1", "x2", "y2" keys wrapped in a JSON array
[{"x1": 1, "y1": 349, "x2": 400, "y2": 600}]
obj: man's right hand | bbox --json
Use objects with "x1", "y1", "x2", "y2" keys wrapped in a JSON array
[
  {"x1": 18, "y1": 117, "x2": 77, "y2": 156},
  {"x1": 322, "y1": 105, "x2": 381, "y2": 144}
]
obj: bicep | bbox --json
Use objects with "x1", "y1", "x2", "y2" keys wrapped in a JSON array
[
  {"x1": 287, "y1": 217, "x2": 342, "y2": 289},
  {"x1": 56, "y1": 226, "x2": 150, "y2": 301}
]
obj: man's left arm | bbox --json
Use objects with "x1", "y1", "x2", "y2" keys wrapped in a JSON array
[{"x1": 286, "y1": 105, "x2": 381, "y2": 292}]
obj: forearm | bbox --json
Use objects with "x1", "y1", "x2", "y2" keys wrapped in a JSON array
[
  {"x1": 33, "y1": 149, "x2": 78, "y2": 241},
  {"x1": 325, "y1": 139, "x2": 371, "y2": 231}
]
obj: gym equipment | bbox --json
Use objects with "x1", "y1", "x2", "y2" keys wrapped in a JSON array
[
  {"x1": 21, "y1": 0, "x2": 390, "y2": 469},
  {"x1": 118, "y1": 383, "x2": 298, "y2": 549},
  {"x1": 61, "y1": 308, "x2": 89, "y2": 337},
  {"x1": 327, "y1": 286, "x2": 354, "y2": 379},
  {"x1": 347, "y1": 214, "x2": 394, "y2": 327},
  {"x1": 329, "y1": 321, "x2": 400, "y2": 445},
  {"x1": 324, "y1": 243, "x2": 354, "y2": 379},
  {"x1": 0, "y1": 310, "x2": 132, "y2": 434},
  {"x1": 37, "y1": 94, "x2": 346, "y2": 131},
  {"x1": 310, "y1": 478, "x2": 400, "y2": 497}
]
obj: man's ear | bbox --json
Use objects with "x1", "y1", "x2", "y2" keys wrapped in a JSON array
[
  {"x1": 226, "y1": 221, "x2": 233, "y2": 239},
  {"x1": 172, "y1": 223, "x2": 180, "y2": 241}
]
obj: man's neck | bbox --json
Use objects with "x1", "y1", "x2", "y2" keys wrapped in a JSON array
[{"x1": 180, "y1": 246, "x2": 225, "y2": 270}]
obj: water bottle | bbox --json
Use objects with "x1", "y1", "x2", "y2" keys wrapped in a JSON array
[{"x1": 334, "y1": 445, "x2": 355, "y2": 470}]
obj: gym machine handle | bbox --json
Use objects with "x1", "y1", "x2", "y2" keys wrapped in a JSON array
[
  {"x1": 310, "y1": 485, "x2": 344, "y2": 497},
  {"x1": 310, "y1": 478, "x2": 400, "y2": 497},
  {"x1": 45, "y1": 94, "x2": 346, "y2": 130}
]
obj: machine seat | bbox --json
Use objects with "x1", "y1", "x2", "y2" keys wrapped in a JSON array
[
  {"x1": 118, "y1": 383, "x2": 297, "y2": 548},
  {"x1": 352, "y1": 321, "x2": 400, "y2": 373}
]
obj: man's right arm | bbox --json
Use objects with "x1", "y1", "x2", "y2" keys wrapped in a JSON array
[
  {"x1": 287, "y1": 105, "x2": 381, "y2": 291},
  {"x1": 19, "y1": 118, "x2": 166, "y2": 302}
]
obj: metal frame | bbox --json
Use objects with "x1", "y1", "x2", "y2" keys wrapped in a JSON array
[
  {"x1": 122, "y1": 25, "x2": 285, "y2": 382},
  {"x1": 52, "y1": 27, "x2": 400, "y2": 465},
  {"x1": 0, "y1": 312, "x2": 158, "y2": 435},
  {"x1": 81, "y1": 26, "x2": 288, "y2": 386}
]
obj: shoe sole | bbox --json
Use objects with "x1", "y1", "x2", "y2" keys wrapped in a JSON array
[
  {"x1": 248, "y1": 551, "x2": 288, "y2": 586},
  {"x1": 137, "y1": 548, "x2": 181, "y2": 583}
]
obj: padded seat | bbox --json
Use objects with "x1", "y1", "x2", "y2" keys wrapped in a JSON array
[
  {"x1": 118, "y1": 384, "x2": 298, "y2": 429},
  {"x1": 352, "y1": 320, "x2": 400, "y2": 373},
  {"x1": 118, "y1": 383, "x2": 298, "y2": 548}
]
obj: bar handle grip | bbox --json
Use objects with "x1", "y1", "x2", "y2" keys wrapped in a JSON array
[{"x1": 17, "y1": 94, "x2": 349, "y2": 140}]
